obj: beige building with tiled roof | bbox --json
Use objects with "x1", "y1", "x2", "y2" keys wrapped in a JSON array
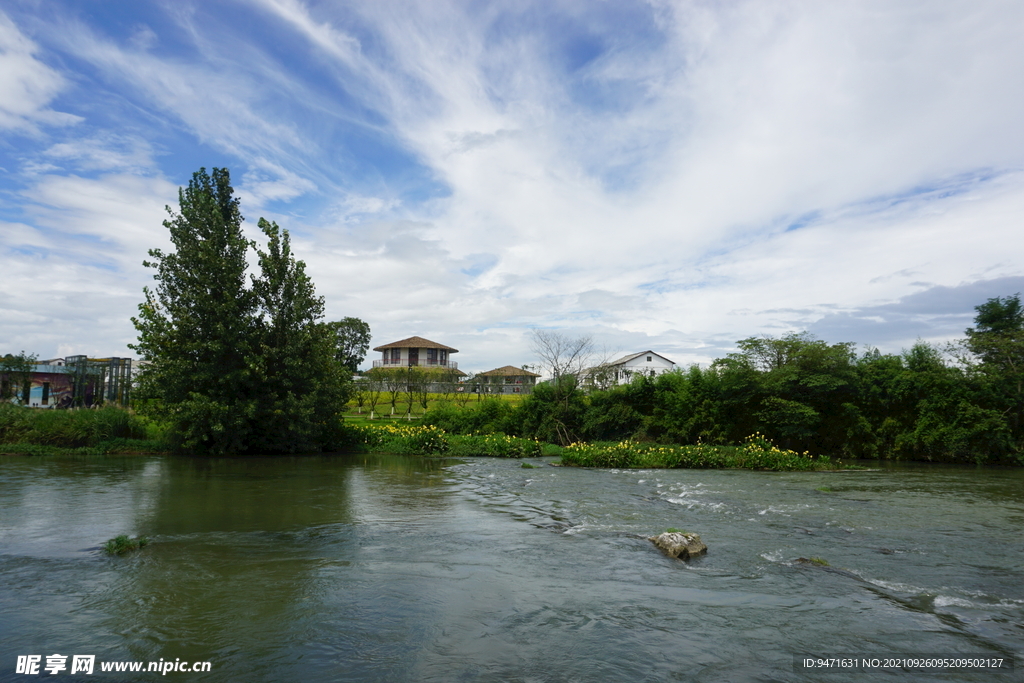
[
  {"x1": 372, "y1": 336, "x2": 459, "y2": 370},
  {"x1": 475, "y1": 365, "x2": 541, "y2": 395}
]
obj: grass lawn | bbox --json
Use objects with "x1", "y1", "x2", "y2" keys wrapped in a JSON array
[{"x1": 344, "y1": 392, "x2": 526, "y2": 419}]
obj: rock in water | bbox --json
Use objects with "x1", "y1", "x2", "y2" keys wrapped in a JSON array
[{"x1": 648, "y1": 532, "x2": 707, "y2": 560}]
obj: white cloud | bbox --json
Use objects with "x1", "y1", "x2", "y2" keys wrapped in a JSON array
[
  {"x1": 0, "y1": 173, "x2": 177, "y2": 357},
  {"x1": 0, "y1": 10, "x2": 81, "y2": 130},
  {"x1": 38, "y1": 134, "x2": 157, "y2": 174}
]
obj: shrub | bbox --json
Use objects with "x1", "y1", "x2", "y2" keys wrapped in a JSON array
[
  {"x1": 104, "y1": 535, "x2": 150, "y2": 555},
  {"x1": 353, "y1": 423, "x2": 541, "y2": 458}
]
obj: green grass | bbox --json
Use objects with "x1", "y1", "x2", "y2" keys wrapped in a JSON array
[
  {"x1": 559, "y1": 433, "x2": 840, "y2": 471},
  {"x1": 345, "y1": 391, "x2": 527, "y2": 419},
  {"x1": 104, "y1": 534, "x2": 150, "y2": 555},
  {"x1": 664, "y1": 527, "x2": 689, "y2": 534}
]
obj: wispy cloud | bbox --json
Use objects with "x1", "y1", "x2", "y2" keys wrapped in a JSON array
[{"x1": 0, "y1": 10, "x2": 80, "y2": 131}]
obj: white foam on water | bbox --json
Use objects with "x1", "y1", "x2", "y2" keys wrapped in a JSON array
[
  {"x1": 755, "y1": 504, "x2": 812, "y2": 517},
  {"x1": 864, "y1": 577, "x2": 926, "y2": 594},
  {"x1": 934, "y1": 595, "x2": 976, "y2": 609},
  {"x1": 760, "y1": 550, "x2": 784, "y2": 562}
]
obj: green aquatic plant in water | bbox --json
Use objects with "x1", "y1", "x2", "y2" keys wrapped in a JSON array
[
  {"x1": 816, "y1": 486, "x2": 833, "y2": 492},
  {"x1": 809, "y1": 557, "x2": 829, "y2": 566},
  {"x1": 104, "y1": 535, "x2": 150, "y2": 555}
]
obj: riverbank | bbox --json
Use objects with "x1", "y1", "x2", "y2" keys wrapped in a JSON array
[{"x1": 0, "y1": 439, "x2": 171, "y2": 457}]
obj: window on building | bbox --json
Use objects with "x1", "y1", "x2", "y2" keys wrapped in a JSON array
[
  {"x1": 427, "y1": 348, "x2": 438, "y2": 364},
  {"x1": 647, "y1": 356, "x2": 652, "y2": 362},
  {"x1": 390, "y1": 348, "x2": 401, "y2": 363},
  {"x1": 42, "y1": 382, "x2": 50, "y2": 406}
]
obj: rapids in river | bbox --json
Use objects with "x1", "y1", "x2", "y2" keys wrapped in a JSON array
[{"x1": 1, "y1": 453, "x2": 1021, "y2": 681}]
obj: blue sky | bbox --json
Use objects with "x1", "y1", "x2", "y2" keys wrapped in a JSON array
[{"x1": 2, "y1": 0, "x2": 1023, "y2": 374}]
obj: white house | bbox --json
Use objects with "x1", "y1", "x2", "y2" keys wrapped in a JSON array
[{"x1": 587, "y1": 351, "x2": 677, "y2": 387}]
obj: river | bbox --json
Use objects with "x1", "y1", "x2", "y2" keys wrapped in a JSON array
[{"x1": 1, "y1": 454, "x2": 1021, "y2": 682}]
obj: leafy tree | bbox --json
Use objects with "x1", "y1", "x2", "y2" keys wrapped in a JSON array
[
  {"x1": 962, "y1": 293, "x2": 1024, "y2": 452},
  {"x1": 1, "y1": 352, "x2": 36, "y2": 404},
  {"x1": 248, "y1": 218, "x2": 349, "y2": 452},
  {"x1": 131, "y1": 167, "x2": 348, "y2": 454},
  {"x1": 328, "y1": 317, "x2": 372, "y2": 373}
]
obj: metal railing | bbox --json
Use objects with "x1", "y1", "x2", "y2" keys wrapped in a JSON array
[{"x1": 372, "y1": 359, "x2": 458, "y2": 369}]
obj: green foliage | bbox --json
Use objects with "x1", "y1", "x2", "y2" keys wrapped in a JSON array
[
  {"x1": 131, "y1": 168, "x2": 349, "y2": 454},
  {"x1": 962, "y1": 294, "x2": 1024, "y2": 451},
  {"x1": 559, "y1": 433, "x2": 838, "y2": 471},
  {"x1": 104, "y1": 535, "x2": 150, "y2": 555},
  {"x1": 0, "y1": 352, "x2": 36, "y2": 404},
  {"x1": 327, "y1": 317, "x2": 372, "y2": 373},
  {"x1": 0, "y1": 405, "x2": 149, "y2": 448},
  {"x1": 421, "y1": 399, "x2": 516, "y2": 434},
  {"x1": 351, "y1": 423, "x2": 542, "y2": 458}
]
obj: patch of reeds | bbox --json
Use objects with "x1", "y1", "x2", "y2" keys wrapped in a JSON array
[{"x1": 0, "y1": 404, "x2": 154, "y2": 450}]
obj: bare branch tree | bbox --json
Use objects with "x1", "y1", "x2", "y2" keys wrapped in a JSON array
[{"x1": 530, "y1": 330, "x2": 595, "y2": 383}]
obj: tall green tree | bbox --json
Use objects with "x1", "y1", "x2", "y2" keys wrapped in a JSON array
[
  {"x1": 249, "y1": 218, "x2": 349, "y2": 452},
  {"x1": 131, "y1": 168, "x2": 349, "y2": 454},
  {"x1": 327, "y1": 317, "x2": 372, "y2": 373},
  {"x1": 962, "y1": 294, "x2": 1024, "y2": 453}
]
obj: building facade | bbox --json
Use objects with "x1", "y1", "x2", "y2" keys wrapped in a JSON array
[
  {"x1": 587, "y1": 351, "x2": 677, "y2": 388},
  {"x1": 371, "y1": 336, "x2": 459, "y2": 369},
  {"x1": 1, "y1": 355, "x2": 132, "y2": 408}
]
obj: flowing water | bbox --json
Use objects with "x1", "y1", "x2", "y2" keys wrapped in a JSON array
[{"x1": 1, "y1": 453, "x2": 1021, "y2": 682}]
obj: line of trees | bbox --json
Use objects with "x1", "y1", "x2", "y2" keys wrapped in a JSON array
[
  {"x1": 351, "y1": 366, "x2": 467, "y2": 418},
  {"x1": 423, "y1": 296, "x2": 1024, "y2": 465}
]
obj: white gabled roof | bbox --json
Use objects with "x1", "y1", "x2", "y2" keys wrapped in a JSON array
[{"x1": 606, "y1": 350, "x2": 676, "y2": 367}]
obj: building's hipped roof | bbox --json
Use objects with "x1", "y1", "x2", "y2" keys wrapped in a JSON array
[
  {"x1": 607, "y1": 350, "x2": 676, "y2": 366},
  {"x1": 372, "y1": 336, "x2": 459, "y2": 352},
  {"x1": 477, "y1": 365, "x2": 541, "y2": 377}
]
